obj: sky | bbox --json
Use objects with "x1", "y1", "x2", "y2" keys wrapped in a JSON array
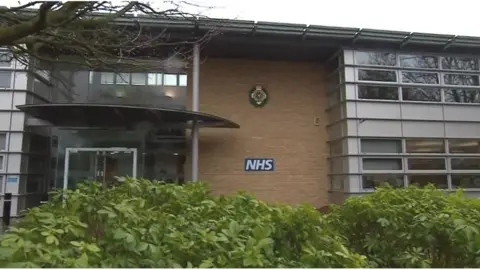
[{"x1": 4, "y1": 0, "x2": 480, "y2": 37}]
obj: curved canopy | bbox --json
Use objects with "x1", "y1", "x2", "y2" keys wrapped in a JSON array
[{"x1": 17, "y1": 103, "x2": 240, "y2": 129}]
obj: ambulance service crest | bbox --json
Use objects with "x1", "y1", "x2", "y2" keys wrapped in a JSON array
[{"x1": 249, "y1": 85, "x2": 268, "y2": 108}]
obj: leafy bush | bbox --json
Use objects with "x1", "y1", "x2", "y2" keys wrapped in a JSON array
[
  {"x1": 327, "y1": 185, "x2": 480, "y2": 268},
  {"x1": 0, "y1": 179, "x2": 366, "y2": 268}
]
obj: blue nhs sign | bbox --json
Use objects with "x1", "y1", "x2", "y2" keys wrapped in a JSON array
[{"x1": 244, "y1": 158, "x2": 275, "y2": 172}]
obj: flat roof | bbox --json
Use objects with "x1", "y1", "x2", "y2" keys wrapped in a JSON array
[{"x1": 121, "y1": 16, "x2": 480, "y2": 61}]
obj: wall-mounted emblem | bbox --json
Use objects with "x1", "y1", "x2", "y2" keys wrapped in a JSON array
[
  {"x1": 244, "y1": 158, "x2": 275, "y2": 171},
  {"x1": 249, "y1": 85, "x2": 268, "y2": 108}
]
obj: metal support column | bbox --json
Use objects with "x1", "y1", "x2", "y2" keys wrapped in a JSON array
[{"x1": 191, "y1": 43, "x2": 200, "y2": 182}]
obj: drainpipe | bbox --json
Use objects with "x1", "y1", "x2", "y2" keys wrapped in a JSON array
[{"x1": 191, "y1": 43, "x2": 200, "y2": 182}]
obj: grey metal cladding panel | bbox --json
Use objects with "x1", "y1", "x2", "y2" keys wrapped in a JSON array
[
  {"x1": 409, "y1": 33, "x2": 453, "y2": 45},
  {"x1": 402, "y1": 121, "x2": 445, "y2": 137},
  {"x1": 199, "y1": 19, "x2": 255, "y2": 32},
  {"x1": 451, "y1": 36, "x2": 480, "y2": 48},
  {"x1": 355, "y1": 120, "x2": 402, "y2": 137},
  {"x1": 357, "y1": 29, "x2": 409, "y2": 42},
  {"x1": 444, "y1": 105, "x2": 480, "y2": 122},
  {"x1": 401, "y1": 103, "x2": 443, "y2": 121},
  {"x1": 445, "y1": 122, "x2": 480, "y2": 138},
  {"x1": 353, "y1": 102, "x2": 401, "y2": 119}
]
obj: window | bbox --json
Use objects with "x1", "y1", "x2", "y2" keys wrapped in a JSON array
[
  {"x1": 451, "y1": 175, "x2": 480, "y2": 189},
  {"x1": 362, "y1": 175, "x2": 404, "y2": 189},
  {"x1": 330, "y1": 176, "x2": 344, "y2": 191},
  {"x1": 399, "y1": 54, "x2": 439, "y2": 69},
  {"x1": 405, "y1": 139, "x2": 445, "y2": 153},
  {"x1": 116, "y1": 73, "x2": 130, "y2": 85},
  {"x1": 362, "y1": 158, "x2": 402, "y2": 170},
  {"x1": 358, "y1": 85, "x2": 399, "y2": 100},
  {"x1": 329, "y1": 140, "x2": 344, "y2": 156},
  {"x1": 355, "y1": 51, "x2": 396, "y2": 66},
  {"x1": 407, "y1": 158, "x2": 445, "y2": 170},
  {"x1": 147, "y1": 73, "x2": 163, "y2": 85},
  {"x1": 0, "y1": 71, "x2": 12, "y2": 88},
  {"x1": 445, "y1": 88, "x2": 480, "y2": 103},
  {"x1": 131, "y1": 73, "x2": 146, "y2": 85},
  {"x1": 402, "y1": 87, "x2": 441, "y2": 102},
  {"x1": 0, "y1": 51, "x2": 12, "y2": 67},
  {"x1": 0, "y1": 155, "x2": 4, "y2": 171},
  {"x1": 0, "y1": 134, "x2": 5, "y2": 151},
  {"x1": 451, "y1": 158, "x2": 480, "y2": 170},
  {"x1": 100, "y1": 72, "x2": 114, "y2": 84},
  {"x1": 164, "y1": 74, "x2": 178, "y2": 86},
  {"x1": 449, "y1": 139, "x2": 480, "y2": 154},
  {"x1": 442, "y1": 57, "x2": 478, "y2": 71},
  {"x1": 401, "y1": 71, "x2": 439, "y2": 84},
  {"x1": 361, "y1": 139, "x2": 402, "y2": 153},
  {"x1": 0, "y1": 175, "x2": 3, "y2": 193},
  {"x1": 444, "y1": 74, "x2": 479, "y2": 86},
  {"x1": 409, "y1": 174, "x2": 448, "y2": 189},
  {"x1": 358, "y1": 69, "x2": 397, "y2": 82},
  {"x1": 179, "y1": 74, "x2": 188, "y2": 86}
]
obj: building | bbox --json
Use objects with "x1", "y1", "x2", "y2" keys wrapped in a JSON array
[{"x1": 3, "y1": 18, "x2": 480, "y2": 217}]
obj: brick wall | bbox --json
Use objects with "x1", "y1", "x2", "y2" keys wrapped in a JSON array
[{"x1": 186, "y1": 58, "x2": 329, "y2": 208}]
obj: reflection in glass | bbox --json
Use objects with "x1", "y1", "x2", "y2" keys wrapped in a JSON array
[
  {"x1": 451, "y1": 175, "x2": 480, "y2": 189},
  {"x1": 407, "y1": 158, "x2": 445, "y2": 170},
  {"x1": 442, "y1": 57, "x2": 478, "y2": 71},
  {"x1": 330, "y1": 176, "x2": 343, "y2": 190},
  {"x1": 362, "y1": 175, "x2": 404, "y2": 189},
  {"x1": 405, "y1": 139, "x2": 445, "y2": 153},
  {"x1": 444, "y1": 74, "x2": 480, "y2": 86},
  {"x1": 361, "y1": 139, "x2": 402, "y2": 153},
  {"x1": 362, "y1": 158, "x2": 402, "y2": 170},
  {"x1": 358, "y1": 85, "x2": 398, "y2": 100},
  {"x1": 179, "y1": 74, "x2": 188, "y2": 86},
  {"x1": 409, "y1": 174, "x2": 447, "y2": 188},
  {"x1": 356, "y1": 51, "x2": 396, "y2": 66},
  {"x1": 100, "y1": 72, "x2": 114, "y2": 84},
  {"x1": 451, "y1": 158, "x2": 480, "y2": 170},
  {"x1": 164, "y1": 74, "x2": 178, "y2": 86},
  {"x1": 358, "y1": 69, "x2": 396, "y2": 82},
  {"x1": 399, "y1": 54, "x2": 439, "y2": 69},
  {"x1": 445, "y1": 89, "x2": 480, "y2": 103},
  {"x1": 116, "y1": 73, "x2": 130, "y2": 85},
  {"x1": 402, "y1": 87, "x2": 441, "y2": 102},
  {"x1": 449, "y1": 139, "x2": 480, "y2": 153},
  {"x1": 131, "y1": 73, "x2": 147, "y2": 85},
  {"x1": 401, "y1": 71, "x2": 439, "y2": 84},
  {"x1": 0, "y1": 71, "x2": 12, "y2": 88}
]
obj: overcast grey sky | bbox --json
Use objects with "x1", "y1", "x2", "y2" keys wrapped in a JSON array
[
  {"x1": 190, "y1": 0, "x2": 480, "y2": 36},
  {"x1": 5, "y1": 0, "x2": 480, "y2": 36}
]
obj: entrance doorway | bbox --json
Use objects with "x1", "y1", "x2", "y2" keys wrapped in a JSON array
[{"x1": 63, "y1": 147, "x2": 137, "y2": 190}]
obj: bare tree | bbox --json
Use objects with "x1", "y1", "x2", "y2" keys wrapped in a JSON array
[{"x1": 0, "y1": 1, "x2": 217, "y2": 86}]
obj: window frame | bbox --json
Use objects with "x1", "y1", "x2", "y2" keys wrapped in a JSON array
[
  {"x1": 356, "y1": 68, "x2": 398, "y2": 83},
  {"x1": 0, "y1": 133, "x2": 6, "y2": 151},
  {"x1": 361, "y1": 157, "x2": 403, "y2": 172}
]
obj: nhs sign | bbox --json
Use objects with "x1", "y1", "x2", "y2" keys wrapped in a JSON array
[{"x1": 244, "y1": 158, "x2": 275, "y2": 172}]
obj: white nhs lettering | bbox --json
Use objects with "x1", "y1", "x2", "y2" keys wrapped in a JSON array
[{"x1": 245, "y1": 158, "x2": 274, "y2": 171}]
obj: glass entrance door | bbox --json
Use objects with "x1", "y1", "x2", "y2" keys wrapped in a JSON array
[{"x1": 63, "y1": 147, "x2": 137, "y2": 190}]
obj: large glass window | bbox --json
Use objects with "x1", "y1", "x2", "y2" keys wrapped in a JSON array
[
  {"x1": 451, "y1": 175, "x2": 480, "y2": 189},
  {"x1": 179, "y1": 74, "x2": 188, "y2": 86},
  {"x1": 402, "y1": 87, "x2": 441, "y2": 102},
  {"x1": 409, "y1": 174, "x2": 448, "y2": 188},
  {"x1": 356, "y1": 51, "x2": 396, "y2": 66},
  {"x1": 358, "y1": 69, "x2": 397, "y2": 82},
  {"x1": 360, "y1": 139, "x2": 402, "y2": 153},
  {"x1": 401, "y1": 71, "x2": 439, "y2": 84},
  {"x1": 449, "y1": 139, "x2": 480, "y2": 153},
  {"x1": 131, "y1": 73, "x2": 147, "y2": 85},
  {"x1": 0, "y1": 52, "x2": 12, "y2": 67},
  {"x1": 0, "y1": 155, "x2": 4, "y2": 171},
  {"x1": 164, "y1": 74, "x2": 178, "y2": 86},
  {"x1": 407, "y1": 158, "x2": 446, "y2": 170},
  {"x1": 362, "y1": 175, "x2": 404, "y2": 189},
  {"x1": 442, "y1": 57, "x2": 478, "y2": 71},
  {"x1": 100, "y1": 72, "x2": 114, "y2": 84},
  {"x1": 358, "y1": 85, "x2": 398, "y2": 100},
  {"x1": 445, "y1": 89, "x2": 480, "y2": 103},
  {"x1": 444, "y1": 74, "x2": 479, "y2": 86},
  {"x1": 362, "y1": 158, "x2": 402, "y2": 170},
  {"x1": 116, "y1": 73, "x2": 130, "y2": 85},
  {"x1": 0, "y1": 71, "x2": 12, "y2": 88},
  {"x1": 0, "y1": 175, "x2": 3, "y2": 193},
  {"x1": 405, "y1": 139, "x2": 445, "y2": 153},
  {"x1": 399, "y1": 54, "x2": 439, "y2": 69},
  {"x1": 451, "y1": 158, "x2": 480, "y2": 170}
]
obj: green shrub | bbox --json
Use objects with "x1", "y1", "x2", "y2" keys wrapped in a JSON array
[
  {"x1": 0, "y1": 179, "x2": 366, "y2": 268},
  {"x1": 327, "y1": 185, "x2": 480, "y2": 268}
]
